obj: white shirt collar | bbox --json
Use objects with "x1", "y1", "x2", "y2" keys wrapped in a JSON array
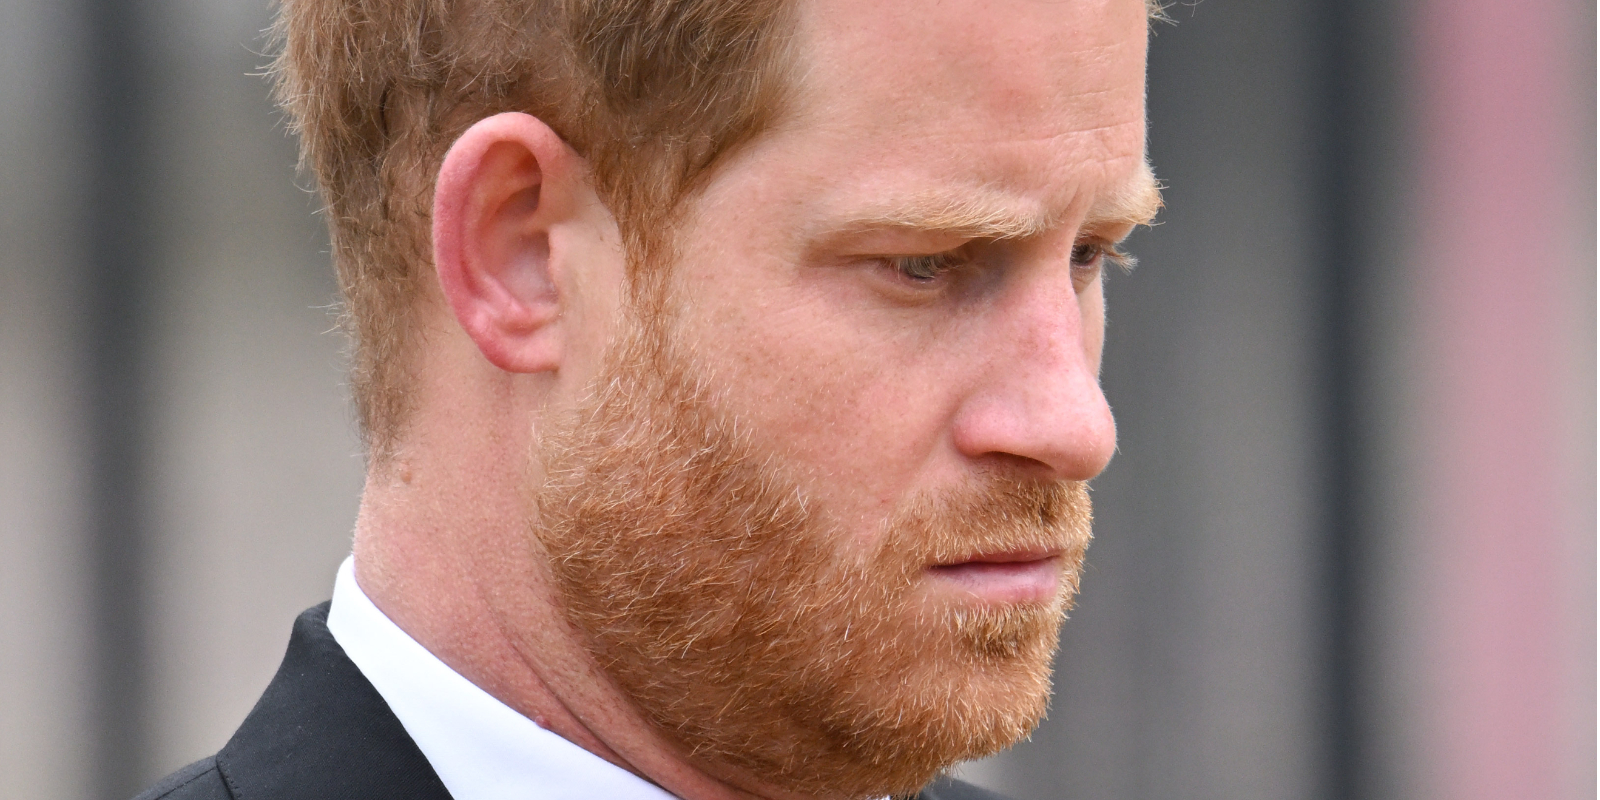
[{"x1": 327, "y1": 556, "x2": 681, "y2": 800}]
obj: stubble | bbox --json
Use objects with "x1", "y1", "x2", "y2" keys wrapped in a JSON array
[{"x1": 531, "y1": 312, "x2": 1093, "y2": 799}]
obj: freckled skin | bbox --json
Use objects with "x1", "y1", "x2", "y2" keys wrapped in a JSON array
[{"x1": 668, "y1": 0, "x2": 1146, "y2": 542}]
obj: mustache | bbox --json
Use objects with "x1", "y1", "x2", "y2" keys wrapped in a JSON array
[{"x1": 875, "y1": 476, "x2": 1093, "y2": 573}]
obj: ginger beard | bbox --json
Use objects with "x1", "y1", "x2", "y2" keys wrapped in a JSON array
[{"x1": 531, "y1": 303, "x2": 1095, "y2": 799}]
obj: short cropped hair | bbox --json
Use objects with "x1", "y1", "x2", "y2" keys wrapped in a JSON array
[
  {"x1": 271, "y1": 0, "x2": 793, "y2": 458},
  {"x1": 270, "y1": 0, "x2": 1165, "y2": 459}
]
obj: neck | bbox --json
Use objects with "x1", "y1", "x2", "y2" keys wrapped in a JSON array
[{"x1": 351, "y1": 428, "x2": 786, "y2": 800}]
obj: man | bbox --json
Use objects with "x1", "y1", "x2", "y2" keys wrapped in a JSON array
[{"x1": 135, "y1": 0, "x2": 1162, "y2": 798}]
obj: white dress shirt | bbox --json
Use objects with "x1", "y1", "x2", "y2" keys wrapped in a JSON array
[{"x1": 327, "y1": 557, "x2": 681, "y2": 800}]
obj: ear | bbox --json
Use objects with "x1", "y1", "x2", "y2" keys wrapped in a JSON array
[{"x1": 433, "y1": 112, "x2": 584, "y2": 373}]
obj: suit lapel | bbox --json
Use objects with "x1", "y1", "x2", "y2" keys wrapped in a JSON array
[{"x1": 215, "y1": 603, "x2": 454, "y2": 800}]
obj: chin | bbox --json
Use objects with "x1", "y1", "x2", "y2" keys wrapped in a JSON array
[{"x1": 775, "y1": 603, "x2": 1065, "y2": 799}]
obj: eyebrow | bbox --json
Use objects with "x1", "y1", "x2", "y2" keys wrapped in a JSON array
[
  {"x1": 1082, "y1": 160, "x2": 1164, "y2": 233},
  {"x1": 827, "y1": 160, "x2": 1164, "y2": 243},
  {"x1": 835, "y1": 192, "x2": 1054, "y2": 240}
]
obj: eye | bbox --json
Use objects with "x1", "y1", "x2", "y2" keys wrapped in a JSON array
[
  {"x1": 1071, "y1": 241, "x2": 1134, "y2": 272},
  {"x1": 888, "y1": 251, "x2": 966, "y2": 283},
  {"x1": 1070, "y1": 242, "x2": 1106, "y2": 268}
]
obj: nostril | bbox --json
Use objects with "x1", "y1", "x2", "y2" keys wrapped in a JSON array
[{"x1": 978, "y1": 451, "x2": 1056, "y2": 476}]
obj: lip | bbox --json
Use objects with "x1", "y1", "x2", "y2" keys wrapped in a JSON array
[
  {"x1": 925, "y1": 548, "x2": 1065, "y2": 604},
  {"x1": 938, "y1": 546, "x2": 1063, "y2": 566}
]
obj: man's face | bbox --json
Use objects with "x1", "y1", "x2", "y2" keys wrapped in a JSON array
[
  {"x1": 664, "y1": 0, "x2": 1152, "y2": 548},
  {"x1": 531, "y1": 0, "x2": 1153, "y2": 796}
]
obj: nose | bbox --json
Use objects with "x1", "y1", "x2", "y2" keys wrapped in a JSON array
[{"x1": 949, "y1": 270, "x2": 1117, "y2": 482}]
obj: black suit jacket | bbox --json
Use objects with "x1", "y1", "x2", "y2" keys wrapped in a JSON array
[{"x1": 132, "y1": 604, "x2": 1013, "y2": 800}]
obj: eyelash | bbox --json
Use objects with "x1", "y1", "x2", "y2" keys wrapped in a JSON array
[
  {"x1": 1072, "y1": 241, "x2": 1135, "y2": 272},
  {"x1": 891, "y1": 252, "x2": 967, "y2": 282},
  {"x1": 888, "y1": 241, "x2": 1134, "y2": 284}
]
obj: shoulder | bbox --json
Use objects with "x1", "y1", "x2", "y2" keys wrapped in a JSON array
[
  {"x1": 128, "y1": 603, "x2": 450, "y2": 800},
  {"x1": 131, "y1": 757, "x2": 232, "y2": 800},
  {"x1": 917, "y1": 775, "x2": 1018, "y2": 800}
]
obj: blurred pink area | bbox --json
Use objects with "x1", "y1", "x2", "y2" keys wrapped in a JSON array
[{"x1": 1414, "y1": 0, "x2": 1595, "y2": 797}]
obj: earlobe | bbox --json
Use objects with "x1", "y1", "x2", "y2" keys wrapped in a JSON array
[{"x1": 433, "y1": 112, "x2": 578, "y2": 374}]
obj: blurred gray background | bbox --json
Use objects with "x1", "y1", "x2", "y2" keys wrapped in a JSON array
[{"x1": 2, "y1": 1, "x2": 1593, "y2": 799}]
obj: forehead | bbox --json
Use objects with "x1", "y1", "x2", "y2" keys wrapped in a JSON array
[{"x1": 771, "y1": 0, "x2": 1151, "y2": 227}]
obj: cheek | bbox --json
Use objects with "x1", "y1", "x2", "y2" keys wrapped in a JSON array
[
  {"x1": 1078, "y1": 276, "x2": 1107, "y2": 369},
  {"x1": 693, "y1": 289, "x2": 959, "y2": 530}
]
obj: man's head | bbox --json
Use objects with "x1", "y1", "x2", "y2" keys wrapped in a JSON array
[{"x1": 275, "y1": 0, "x2": 1161, "y2": 797}]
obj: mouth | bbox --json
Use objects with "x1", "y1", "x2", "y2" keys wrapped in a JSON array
[{"x1": 924, "y1": 548, "x2": 1065, "y2": 605}]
